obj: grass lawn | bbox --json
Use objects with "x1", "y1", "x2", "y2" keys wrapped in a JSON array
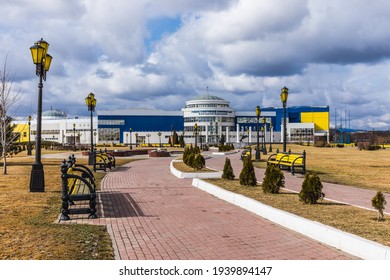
[{"x1": 0, "y1": 151, "x2": 133, "y2": 260}]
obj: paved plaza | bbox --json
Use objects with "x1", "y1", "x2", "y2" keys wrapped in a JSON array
[{"x1": 58, "y1": 151, "x2": 377, "y2": 260}]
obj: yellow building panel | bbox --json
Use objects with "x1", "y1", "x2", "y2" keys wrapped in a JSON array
[
  {"x1": 301, "y1": 112, "x2": 329, "y2": 131},
  {"x1": 13, "y1": 123, "x2": 30, "y2": 142}
]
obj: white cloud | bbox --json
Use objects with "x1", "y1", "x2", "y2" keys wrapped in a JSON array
[{"x1": 1, "y1": 0, "x2": 390, "y2": 130}]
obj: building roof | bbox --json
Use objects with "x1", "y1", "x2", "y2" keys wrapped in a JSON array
[
  {"x1": 42, "y1": 109, "x2": 67, "y2": 119},
  {"x1": 192, "y1": 94, "x2": 225, "y2": 101},
  {"x1": 98, "y1": 108, "x2": 183, "y2": 116}
]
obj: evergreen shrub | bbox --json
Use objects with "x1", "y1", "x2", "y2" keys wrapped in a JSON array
[
  {"x1": 262, "y1": 164, "x2": 284, "y2": 193},
  {"x1": 299, "y1": 172, "x2": 324, "y2": 204},
  {"x1": 222, "y1": 158, "x2": 235, "y2": 180},
  {"x1": 372, "y1": 191, "x2": 387, "y2": 221},
  {"x1": 239, "y1": 156, "x2": 257, "y2": 186}
]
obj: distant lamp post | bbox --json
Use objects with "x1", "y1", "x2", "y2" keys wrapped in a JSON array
[
  {"x1": 135, "y1": 133, "x2": 138, "y2": 147},
  {"x1": 194, "y1": 123, "x2": 198, "y2": 148},
  {"x1": 27, "y1": 115, "x2": 32, "y2": 155},
  {"x1": 255, "y1": 106, "x2": 261, "y2": 161},
  {"x1": 146, "y1": 133, "x2": 151, "y2": 146},
  {"x1": 129, "y1": 128, "x2": 133, "y2": 150},
  {"x1": 73, "y1": 123, "x2": 76, "y2": 151},
  {"x1": 280, "y1": 87, "x2": 289, "y2": 152},
  {"x1": 158, "y1": 132, "x2": 162, "y2": 147},
  {"x1": 269, "y1": 122, "x2": 273, "y2": 152},
  {"x1": 262, "y1": 117, "x2": 267, "y2": 155},
  {"x1": 29, "y1": 38, "x2": 53, "y2": 192},
  {"x1": 85, "y1": 92, "x2": 97, "y2": 165}
]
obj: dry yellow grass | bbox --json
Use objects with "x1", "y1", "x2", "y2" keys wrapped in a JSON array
[
  {"x1": 172, "y1": 160, "x2": 217, "y2": 173},
  {"x1": 0, "y1": 151, "x2": 133, "y2": 260}
]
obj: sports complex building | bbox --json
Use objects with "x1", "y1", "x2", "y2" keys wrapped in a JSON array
[
  {"x1": 98, "y1": 95, "x2": 330, "y2": 146},
  {"x1": 14, "y1": 94, "x2": 329, "y2": 147}
]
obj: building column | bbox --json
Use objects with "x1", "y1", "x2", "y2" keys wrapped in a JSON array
[
  {"x1": 205, "y1": 125, "x2": 209, "y2": 143},
  {"x1": 226, "y1": 127, "x2": 229, "y2": 143},
  {"x1": 236, "y1": 124, "x2": 240, "y2": 143}
]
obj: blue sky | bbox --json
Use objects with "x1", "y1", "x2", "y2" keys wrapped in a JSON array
[{"x1": 1, "y1": 0, "x2": 390, "y2": 130}]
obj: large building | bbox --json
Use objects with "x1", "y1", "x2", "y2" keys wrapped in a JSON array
[
  {"x1": 13, "y1": 95, "x2": 329, "y2": 147},
  {"x1": 96, "y1": 95, "x2": 330, "y2": 146}
]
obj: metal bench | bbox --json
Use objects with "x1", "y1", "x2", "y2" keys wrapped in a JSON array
[
  {"x1": 267, "y1": 149, "x2": 306, "y2": 175},
  {"x1": 93, "y1": 149, "x2": 116, "y2": 172},
  {"x1": 60, "y1": 156, "x2": 98, "y2": 220}
]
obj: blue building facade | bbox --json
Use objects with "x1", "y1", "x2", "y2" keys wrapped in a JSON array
[{"x1": 97, "y1": 105, "x2": 329, "y2": 145}]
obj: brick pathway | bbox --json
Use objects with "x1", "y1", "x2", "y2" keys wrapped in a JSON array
[{"x1": 62, "y1": 155, "x2": 354, "y2": 260}]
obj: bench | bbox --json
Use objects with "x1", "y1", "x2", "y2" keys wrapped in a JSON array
[
  {"x1": 60, "y1": 155, "x2": 98, "y2": 220},
  {"x1": 240, "y1": 148, "x2": 251, "y2": 160},
  {"x1": 267, "y1": 149, "x2": 306, "y2": 175},
  {"x1": 93, "y1": 149, "x2": 116, "y2": 172}
]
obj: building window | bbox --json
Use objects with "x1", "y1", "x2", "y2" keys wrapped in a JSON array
[
  {"x1": 290, "y1": 128, "x2": 314, "y2": 142},
  {"x1": 98, "y1": 120, "x2": 125, "y2": 125},
  {"x1": 99, "y1": 128, "x2": 120, "y2": 142}
]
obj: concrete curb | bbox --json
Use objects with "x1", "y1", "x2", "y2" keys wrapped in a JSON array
[
  {"x1": 211, "y1": 150, "x2": 239, "y2": 156},
  {"x1": 170, "y1": 160, "x2": 222, "y2": 179},
  {"x1": 192, "y1": 178, "x2": 390, "y2": 260}
]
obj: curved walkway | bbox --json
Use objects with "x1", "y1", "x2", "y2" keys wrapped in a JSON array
[{"x1": 63, "y1": 155, "x2": 354, "y2": 260}]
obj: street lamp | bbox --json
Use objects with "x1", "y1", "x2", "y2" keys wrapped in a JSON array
[
  {"x1": 73, "y1": 123, "x2": 76, "y2": 151},
  {"x1": 280, "y1": 86, "x2": 289, "y2": 152},
  {"x1": 262, "y1": 117, "x2": 267, "y2": 155},
  {"x1": 29, "y1": 38, "x2": 53, "y2": 192},
  {"x1": 135, "y1": 133, "x2": 138, "y2": 147},
  {"x1": 269, "y1": 122, "x2": 273, "y2": 152},
  {"x1": 129, "y1": 128, "x2": 132, "y2": 150},
  {"x1": 158, "y1": 132, "x2": 162, "y2": 147},
  {"x1": 255, "y1": 106, "x2": 261, "y2": 161},
  {"x1": 27, "y1": 115, "x2": 32, "y2": 156},
  {"x1": 85, "y1": 92, "x2": 97, "y2": 165},
  {"x1": 146, "y1": 133, "x2": 151, "y2": 146}
]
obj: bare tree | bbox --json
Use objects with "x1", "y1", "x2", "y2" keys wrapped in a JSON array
[{"x1": 0, "y1": 58, "x2": 21, "y2": 175}]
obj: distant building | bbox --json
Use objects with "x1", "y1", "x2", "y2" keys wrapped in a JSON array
[
  {"x1": 12, "y1": 96, "x2": 329, "y2": 147},
  {"x1": 96, "y1": 95, "x2": 330, "y2": 146},
  {"x1": 13, "y1": 109, "x2": 97, "y2": 147}
]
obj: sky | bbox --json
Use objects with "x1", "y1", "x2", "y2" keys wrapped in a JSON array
[{"x1": 1, "y1": 0, "x2": 390, "y2": 130}]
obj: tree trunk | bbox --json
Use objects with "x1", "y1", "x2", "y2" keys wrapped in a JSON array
[{"x1": 2, "y1": 147, "x2": 7, "y2": 175}]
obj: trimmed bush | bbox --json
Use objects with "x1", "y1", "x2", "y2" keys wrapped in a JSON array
[
  {"x1": 222, "y1": 158, "x2": 235, "y2": 180},
  {"x1": 193, "y1": 154, "x2": 205, "y2": 170},
  {"x1": 239, "y1": 156, "x2": 257, "y2": 186},
  {"x1": 299, "y1": 172, "x2": 324, "y2": 204},
  {"x1": 262, "y1": 164, "x2": 284, "y2": 194},
  {"x1": 372, "y1": 191, "x2": 387, "y2": 221}
]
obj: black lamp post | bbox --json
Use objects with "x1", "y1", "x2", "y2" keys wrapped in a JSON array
[
  {"x1": 269, "y1": 122, "x2": 273, "y2": 152},
  {"x1": 27, "y1": 115, "x2": 32, "y2": 156},
  {"x1": 158, "y1": 132, "x2": 162, "y2": 147},
  {"x1": 255, "y1": 106, "x2": 261, "y2": 161},
  {"x1": 135, "y1": 133, "x2": 138, "y2": 147},
  {"x1": 85, "y1": 92, "x2": 96, "y2": 165},
  {"x1": 194, "y1": 123, "x2": 198, "y2": 148},
  {"x1": 280, "y1": 87, "x2": 289, "y2": 152},
  {"x1": 146, "y1": 133, "x2": 151, "y2": 146},
  {"x1": 129, "y1": 128, "x2": 132, "y2": 150},
  {"x1": 262, "y1": 117, "x2": 267, "y2": 155},
  {"x1": 29, "y1": 38, "x2": 53, "y2": 192}
]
